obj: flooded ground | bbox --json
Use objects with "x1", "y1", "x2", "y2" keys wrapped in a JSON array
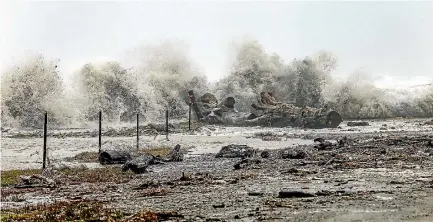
[{"x1": 1, "y1": 118, "x2": 433, "y2": 221}]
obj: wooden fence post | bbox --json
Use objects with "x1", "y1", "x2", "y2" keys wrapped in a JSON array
[{"x1": 42, "y1": 112, "x2": 47, "y2": 169}]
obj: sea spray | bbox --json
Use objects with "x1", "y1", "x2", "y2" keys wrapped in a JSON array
[
  {"x1": 1, "y1": 54, "x2": 73, "y2": 128},
  {"x1": 2, "y1": 39, "x2": 432, "y2": 129},
  {"x1": 130, "y1": 40, "x2": 209, "y2": 118}
]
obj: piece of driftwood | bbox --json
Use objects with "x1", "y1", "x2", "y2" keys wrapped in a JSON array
[{"x1": 99, "y1": 150, "x2": 132, "y2": 165}]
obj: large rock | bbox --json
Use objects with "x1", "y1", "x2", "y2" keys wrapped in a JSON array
[
  {"x1": 122, "y1": 144, "x2": 184, "y2": 174},
  {"x1": 99, "y1": 150, "x2": 132, "y2": 165},
  {"x1": 215, "y1": 144, "x2": 256, "y2": 158},
  {"x1": 122, "y1": 154, "x2": 162, "y2": 174}
]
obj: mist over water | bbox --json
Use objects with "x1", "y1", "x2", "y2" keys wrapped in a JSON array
[{"x1": 1, "y1": 39, "x2": 432, "y2": 128}]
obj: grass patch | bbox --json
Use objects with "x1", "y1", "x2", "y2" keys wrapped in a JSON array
[
  {"x1": 57, "y1": 166, "x2": 135, "y2": 184},
  {"x1": 64, "y1": 151, "x2": 99, "y2": 163},
  {"x1": 1, "y1": 200, "x2": 129, "y2": 222},
  {"x1": 0, "y1": 200, "x2": 183, "y2": 221},
  {"x1": 1, "y1": 169, "x2": 41, "y2": 186},
  {"x1": 1, "y1": 166, "x2": 135, "y2": 186}
]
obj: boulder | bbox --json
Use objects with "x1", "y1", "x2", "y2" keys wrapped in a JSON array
[
  {"x1": 215, "y1": 144, "x2": 256, "y2": 158},
  {"x1": 122, "y1": 154, "x2": 163, "y2": 174},
  {"x1": 99, "y1": 150, "x2": 132, "y2": 165}
]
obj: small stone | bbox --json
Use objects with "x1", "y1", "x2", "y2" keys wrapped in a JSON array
[
  {"x1": 279, "y1": 191, "x2": 315, "y2": 198},
  {"x1": 212, "y1": 203, "x2": 225, "y2": 208},
  {"x1": 248, "y1": 191, "x2": 264, "y2": 196},
  {"x1": 347, "y1": 121, "x2": 369, "y2": 126}
]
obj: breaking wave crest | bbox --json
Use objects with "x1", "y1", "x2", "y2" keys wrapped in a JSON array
[{"x1": 1, "y1": 39, "x2": 432, "y2": 128}]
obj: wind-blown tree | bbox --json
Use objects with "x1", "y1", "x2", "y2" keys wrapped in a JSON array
[{"x1": 1, "y1": 54, "x2": 70, "y2": 128}]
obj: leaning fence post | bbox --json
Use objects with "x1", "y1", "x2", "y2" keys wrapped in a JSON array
[
  {"x1": 99, "y1": 111, "x2": 102, "y2": 154},
  {"x1": 42, "y1": 112, "x2": 47, "y2": 169},
  {"x1": 165, "y1": 110, "x2": 169, "y2": 140},
  {"x1": 188, "y1": 103, "x2": 192, "y2": 130},
  {"x1": 136, "y1": 113, "x2": 139, "y2": 150}
]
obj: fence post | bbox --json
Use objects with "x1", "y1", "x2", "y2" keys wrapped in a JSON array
[
  {"x1": 99, "y1": 111, "x2": 102, "y2": 154},
  {"x1": 42, "y1": 112, "x2": 47, "y2": 169},
  {"x1": 136, "y1": 113, "x2": 139, "y2": 150},
  {"x1": 188, "y1": 103, "x2": 191, "y2": 130},
  {"x1": 165, "y1": 110, "x2": 169, "y2": 140}
]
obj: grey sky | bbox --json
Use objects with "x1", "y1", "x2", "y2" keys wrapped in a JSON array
[{"x1": 1, "y1": 1, "x2": 432, "y2": 83}]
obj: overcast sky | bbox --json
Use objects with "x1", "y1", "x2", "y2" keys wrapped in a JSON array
[{"x1": 1, "y1": 1, "x2": 432, "y2": 83}]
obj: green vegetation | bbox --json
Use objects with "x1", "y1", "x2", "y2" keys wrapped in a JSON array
[
  {"x1": 1, "y1": 169, "x2": 41, "y2": 186},
  {"x1": 1, "y1": 166, "x2": 135, "y2": 187}
]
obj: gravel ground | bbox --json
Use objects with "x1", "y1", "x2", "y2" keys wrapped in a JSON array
[{"x1": 1, "y1": 118, "x2": 433, "y2": 221}]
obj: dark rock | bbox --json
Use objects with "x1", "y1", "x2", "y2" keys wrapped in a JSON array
[
  {"x1": 99, "y1": 150, "x2": 132, "y2": 165},
  {"x1": 216, "y1": 144, "x2": 256, "y2": 158},
  {"x1": 281, "y1": 149, "x2": 307, "y2": 159},
  {"x1": 260, "y1": 150, "x2": 270, "y2": 158},
  {"x1": 279, "y1": 191, "x2": 315, "y2": 198},
  {"x1": 316, "y1": 190, "x2": 334, "y2": 196},
  {"x1": 122, "y1": 154, "x2": 163, "y2": 174},
  {"x1": 248, "y1": 191, "x2": 264, "y2": 196},
  {"x1": 212, "y1": 203, "x2": 225, "y2": 208},
  {"x1": 347, "y1": 121, "x2": 369, "y2": 126},
  {"x1": 234, "y1": 158, "x2": 261, "y2": 170},
  {"x1": 165, "y1": 144, "x2": 184, "y2": 162}
]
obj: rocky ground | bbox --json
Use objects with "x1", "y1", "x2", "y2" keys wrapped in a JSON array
[{"x1": 1, "y1": 119, "x2": 433, "y2": 221}]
